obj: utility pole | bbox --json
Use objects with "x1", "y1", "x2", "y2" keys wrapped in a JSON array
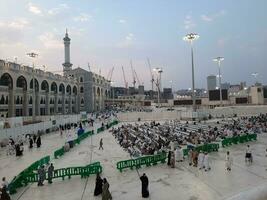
[{"x1": 27, "y1": 52, "x2": 38, "y2": 122}]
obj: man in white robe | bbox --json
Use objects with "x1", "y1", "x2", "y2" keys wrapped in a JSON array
[
  {"x1": 204, "y1": 152, "x2": 211, "y2": 171},
  {"x1": 175, "y1": 146, "x2": 183, "y2": 162},
  {"x1": 198, "y1": 151, "x2": 204, "y2": 170}
]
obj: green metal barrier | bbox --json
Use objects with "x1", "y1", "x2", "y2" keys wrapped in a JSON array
[
  {"x1": 25, "y1": 162, "x2": 102, "y2": 183},
  {"x1": 222, "y1": 134, "x2": 257, "y2": 148},
  {"x1": 116, "y1": 152, "x2": 167, "y2": 172},
  {"x1": 9, "y1": 155, "x2": 51, "y2": 194},
  {"x1": 9, "y1": 161, "x2": 102, "y2": 194},
  {"x1": 9, "y1": 120, "x2": 119, "y2": 194},
  {"x1": 182, "y1": 143, "x2": 219, "y2": 157},
  {"x1": 54, "y1": 147, "x2": 65, "y2": 159}
]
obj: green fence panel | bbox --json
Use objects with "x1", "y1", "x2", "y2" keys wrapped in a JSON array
[{"x1": 116, "y1": 152, "x2": 167, "y2": 172}]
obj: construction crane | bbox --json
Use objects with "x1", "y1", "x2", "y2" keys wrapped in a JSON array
[
  {"x1": 130, "y1": 60, "x2": 136, "y2": 88},
  {"x1": 121, "y1": 66, "x2": 128, "y2": 94},
  {"x1": 106, "y1": 67, "x2": 114, "y2": 82},
  {"x1": 134, "y1": 69, "x2": 141, "y2": 86},
  {"x1": 147, "y1": 58, "x2": 154, "y2": 98}
]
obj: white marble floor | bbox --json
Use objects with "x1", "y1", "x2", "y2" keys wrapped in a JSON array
[{"x1": 2, "y1": 125, "x2": 267, "y2": 200}]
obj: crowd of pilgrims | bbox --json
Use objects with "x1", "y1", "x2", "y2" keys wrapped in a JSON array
[{"x1": 111, "y1": 113, "x2": 267, "y2": 158}]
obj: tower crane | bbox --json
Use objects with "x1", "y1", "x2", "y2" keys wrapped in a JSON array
[
  {"x1": 130, "y1": 60, "x2": 136, "y2": 88},
  {"x1": 121, "y1": 66, "x2": 128, "y2": 94},
  {"x1": 107, "y1": 67, "x2": 114, "y2": 82},
  {"x1": 134, "y1": 69, "x2": 141, "y2": 86}
]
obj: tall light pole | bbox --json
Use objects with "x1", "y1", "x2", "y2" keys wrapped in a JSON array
[
  {"x1": 213, "y1": 56, "x2": 224, "y2": 107},
  {"x1": 183, "y1": 33, "x2": 199, "y2": 112},
  {"x1": 153, "y1": 68, "x2": 163, "y2": 108},
  {"x1": 27, "y1": 52, "x2": 38, "y2": 122}
]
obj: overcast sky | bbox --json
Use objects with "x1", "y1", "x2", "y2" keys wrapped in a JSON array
[{"x1": 0, "y1": 0, "x2": 266, "y2": 90}]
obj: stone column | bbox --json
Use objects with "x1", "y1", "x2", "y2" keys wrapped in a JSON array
[
  {"x1": 23, "y1": 92, "x2": 28, "y2": 116},
  {"x1": 55, "y1": 94, "x2": 58, "y2": 115},
  {"x1": 35, "y1": 93, "x2": 40, "y2": 116},
  {"x1": 46, "y1": 93, "x2": 50, "y2": 115},
  {"x1": 68, "y1": 95, "x2": 72, "y2": 114},
  {"x1": 8, "y1": 89, "x2": 14, "y2": 117},
  {"x1": 62, "y1": 94, "x2": 65, "y2": 114}
]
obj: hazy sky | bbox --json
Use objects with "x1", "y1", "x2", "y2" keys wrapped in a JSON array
[{"x1": 0, "y1": 0, "x2": 266, "y2": 90}]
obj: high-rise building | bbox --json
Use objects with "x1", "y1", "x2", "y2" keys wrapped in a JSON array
[
  {"x1": 207, "y1": 75, "x2": 217, "y2": 91},
  {"x1": 221, "y1": 82, "x2": 230, "y2": 90}
]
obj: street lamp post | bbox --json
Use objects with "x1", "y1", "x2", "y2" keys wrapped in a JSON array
[
  {"x1": 183, "y1": 33, "x2": 199, "y2": 112},
  {"x1": 153, "y1": 68, "x2": 163, "y2": 108},
  {"x1": 213, "y1": 57, "x2": 224, "y2": 107},
  {"x1": 27, "y1": 52, "x2": 38, "y2": 122}
]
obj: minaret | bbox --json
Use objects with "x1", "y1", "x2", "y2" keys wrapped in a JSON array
[{"x1": 62, "y1": 29, "x2": 73, "y2": 75}]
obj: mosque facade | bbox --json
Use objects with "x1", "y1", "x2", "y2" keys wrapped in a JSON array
[{"x1": 0, "y1": 30, "x2": 110, "y2": 118}]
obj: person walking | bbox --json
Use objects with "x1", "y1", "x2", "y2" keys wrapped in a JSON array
[
  {"x1": 36, "y1": 135, "x2": 41, "y2": 148},
  {"x1": 175, "y1": 146, "x2": 183, "y2": 162},
  {"x1": 198, "y1": 151, "x2": 204, "y2": 170},
  {"x1": 170, "y1": 151, "x2": 175, "y2": 168},
  {"x1": 0, "y1": 186, "x2": 10, "y2": 200},
  {"x1": 94, "y1": 173, "x2": 103, "y2": 196},
  {"x1": 102, "y1": 178, "x2": 112, "y2": 200},
  {"x1": 140, "y1": 173, "x2": 149, "y2": 198},
  {"x1": 33, "y1": 134, "x2": 37, "y2": 144},
  {"x1": 99, "y1": 138, "x2": 104, "y2": 150},
  {"x1": 225, "y1": 151, "x2": 233, "y2": 171},
  {"x1": 245, "y1": 145, "x2": 252, "y2": 163},
  {"x1": 37, "y1": 165, "x2": 46, "y2": 186},
  {"x1": 47, "y1": 163, "x2": 54, "y2": 184},
  {"x1": 29, "y1": 136, "x2": 33, "y2": 149},
  {"x1": 188, "y1": 149, "x2": 193, "y2": 166},
  {"x1": 167, "y1": 151, "x2": 171, "y2": 166},
  {"x1": 204, "y1": 152, "x2": 211, "y2": 171},
  {"x1": 1, "y1": 177, "x2": 9, "y2": 193}
]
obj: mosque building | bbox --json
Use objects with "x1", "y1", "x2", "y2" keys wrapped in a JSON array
[{"x1": 0, "y1": 30, "x2": 110, "y2": 118}]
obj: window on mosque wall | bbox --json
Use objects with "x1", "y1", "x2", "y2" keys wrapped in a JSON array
[
  {"x1": 81, "y1": 98, "x2": 84, "y2": 104},
  {"x1": 0, "y1": 95, "x2": 4, "y2": 104},
  {"x1": 80, "y1": 77, "x2": 83, "y2": 82},
  {"x1": 80, "y1": 86, "x2": 84, "y2": 93}
]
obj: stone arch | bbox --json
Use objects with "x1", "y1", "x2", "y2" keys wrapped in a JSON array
[
  {"x1": 16, "y1": 76, "x2": 27, "y2": 91},
  {"x1": 59, "y1": 83, "x2": 65, "y2": 94},
  {"x1": 0, "y1": 73, "x2": 13, "y2": 89},
  {"x1": 30, "y1": 79, "x2": 39, "y2": 91},
  {"x1": 66, "y1": 85, "x2": 71, "y2": 95},
  {"x1": 41, "y1": 80, "x2": 49, "y2": 92},
  {"x1": 51, "y1": 82, "x2": 57, "y2": 94}
]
